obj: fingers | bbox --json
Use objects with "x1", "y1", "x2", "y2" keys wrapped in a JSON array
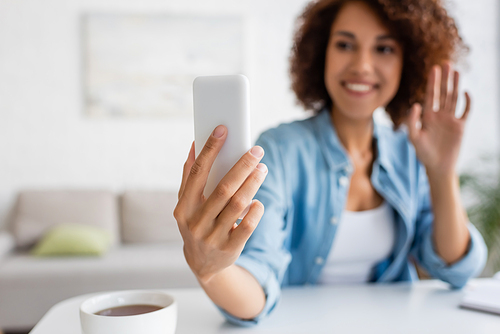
[
  {"x1": 406, "y1": 103, "x2": 422, "y2": 143},
  {"x1": 179, "y1": 142, "x2": 195, "y2": 199},
  {"x1": 440, "y1": 65, "x2": 468, "y2": 120},
  {"x1": 424, "y1": 65, "x2": 438, "y2": 113},
  {"x1": 214, "y1": 163, "x2": 268, "y2": 235},
  {"x1": 202, "y1": 146, "x2": 265, "y2": 219},
  {"x1": 228, "y1": 200, "x2": 265, "y2": 249},
  {"x1": 428, "y1": 63, "x2": 464, "y2": 117},
  {"x1": 449, "y1": 71, "x2": 460, "y2": 116},
  {"x1": 440, "y1": 62, "x2": 452, "y2": 111},
  {"x1": 460, "y1": 92, "x2": 471, "y2": 121},
  {"x1": 182, "y1": 125, "x2": 227, "y2": 200}
]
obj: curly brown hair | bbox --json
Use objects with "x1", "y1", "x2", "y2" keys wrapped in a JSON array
[{"x1": 290, "y1": 0, "x2": 468, "y2": 126}]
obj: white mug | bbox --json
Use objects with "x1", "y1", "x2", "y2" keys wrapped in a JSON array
[{"x1": 80, "y1": 290, "x2": 177, "y2": 334}]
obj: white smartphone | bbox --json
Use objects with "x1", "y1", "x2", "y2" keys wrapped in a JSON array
[{"x1": 193, "y1": 74, "x2": 252, "y2": 198}]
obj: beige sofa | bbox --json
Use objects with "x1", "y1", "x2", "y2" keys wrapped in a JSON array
[{"x1": 0, "y1": 190, "x2": 197, "y2": 331}]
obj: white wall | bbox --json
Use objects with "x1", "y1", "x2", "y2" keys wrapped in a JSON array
[
  {"x1": 449, "y1": 0, "x2": 500, "y2": 172},
  {"x1": 0, "y1": 0, "x2": 498, "y2": 228}
]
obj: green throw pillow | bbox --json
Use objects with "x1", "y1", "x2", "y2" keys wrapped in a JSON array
[{"x1": 32, "y1": 224, "x2": 112, "y2": 256}]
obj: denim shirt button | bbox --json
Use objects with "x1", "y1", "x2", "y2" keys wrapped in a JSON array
[
  {"x1": 339, "y1": 176, "x2": 349, "y2": 187},
  {"x1": 315, "y1": 257, "x2": 324, "y2": 265},
  {"x1": 330, "y1": 216, "x2": 338, "y2": 225},
  {"x1": 344, "y1": 165, "x2": 353, "y2": 174}
]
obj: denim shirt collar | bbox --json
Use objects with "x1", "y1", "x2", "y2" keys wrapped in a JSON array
[
  {"x1": 312, "y1": 108, "x2": 391, "y2": 171},
  {"x1": 312, "y1": 108, "x2": 351, "y2": 172}
]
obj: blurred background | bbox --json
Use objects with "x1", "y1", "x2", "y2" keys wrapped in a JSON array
[{"x1": 0, "y1": 0, "x2": 498, "y2": 227}]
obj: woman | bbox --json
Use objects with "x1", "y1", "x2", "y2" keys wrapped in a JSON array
[{"x1": 174, "y1": 0, "x2": 487, "y2": 326}]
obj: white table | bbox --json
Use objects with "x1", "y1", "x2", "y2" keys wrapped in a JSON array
[{"x1": 30, "y1": 279, "x2": 500, "y2": 334}]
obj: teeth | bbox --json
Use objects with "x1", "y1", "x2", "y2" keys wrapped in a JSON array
[{"x1": 345, "y1": 83, "x2": 372, "y2": 92}]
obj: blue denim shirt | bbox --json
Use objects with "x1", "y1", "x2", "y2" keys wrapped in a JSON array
[{"x1": 221, "y1": 109, "x2": 487, "y2": 326}]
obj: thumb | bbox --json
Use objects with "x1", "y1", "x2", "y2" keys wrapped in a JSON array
[{"x1": 406, "y1": 103, "x2": 422, "y2": 143}]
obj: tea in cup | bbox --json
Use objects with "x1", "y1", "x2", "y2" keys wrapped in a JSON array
[{"x1": 80, "y1": 290, "x2": 177, "y2": 334}]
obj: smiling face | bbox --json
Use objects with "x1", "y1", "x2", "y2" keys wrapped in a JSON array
[{"x1": 324, "y1": 1, "x2": 403, "y2": 121}]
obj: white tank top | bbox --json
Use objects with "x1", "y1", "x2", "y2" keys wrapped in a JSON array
[{"x1": 317, "y1": 201, "x2": 396, "y2": 284}]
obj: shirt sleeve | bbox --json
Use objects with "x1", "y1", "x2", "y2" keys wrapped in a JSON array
[
  {"x1": 217, "y1": 131, "x2": 293, "y2": 326},
  {"x1": 411, "y1": 162, "x2": 488, "y2": 289}
]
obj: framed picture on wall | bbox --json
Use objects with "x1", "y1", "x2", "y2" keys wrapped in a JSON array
[{"x1": 82, "y1": 14, "x2": 244, "y2": 118}]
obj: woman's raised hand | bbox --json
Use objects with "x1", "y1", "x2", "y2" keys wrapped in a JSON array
[
  {"x1": 174, "y1": 125, "x2": 268, "y2": 284},
  {"x1": 406, "y1": 62, "x2": 471, "y2": 177}
]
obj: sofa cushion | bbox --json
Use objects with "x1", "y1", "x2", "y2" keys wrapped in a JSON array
[
  {"x1": 12, "y1": 190, "x2": 119, "y2": 248},
  {"x1": 121, "y1": 191, "x2": 181, "y2": 243},
  {"x1": 32, "y1": 224, "x2": 112, "y2": 256}
]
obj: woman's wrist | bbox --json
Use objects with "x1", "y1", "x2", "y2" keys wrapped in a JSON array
[
  {"x1": 426, "y1": 168, "x2": 458, "y2": 189},
  {"x1": 196, "y1": 265, "x2": 234, "y2": 287}
]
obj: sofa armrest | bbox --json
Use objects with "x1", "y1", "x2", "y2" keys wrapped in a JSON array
[{"x1": 0, "y1": 231, "x2": 15, "y2": 261}]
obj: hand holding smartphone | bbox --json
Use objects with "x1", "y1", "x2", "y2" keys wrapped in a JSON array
[
  {"x1": 175, "y1": 74, "x2": 265, "y2": 288},
  {"x1": 193, "y1": 75, "x2": 252, "y2": 198}
]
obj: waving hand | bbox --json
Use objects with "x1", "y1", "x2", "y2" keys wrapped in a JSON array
[{"x1": 406, "y1": 63, "x2": 471, "y2": 176}]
